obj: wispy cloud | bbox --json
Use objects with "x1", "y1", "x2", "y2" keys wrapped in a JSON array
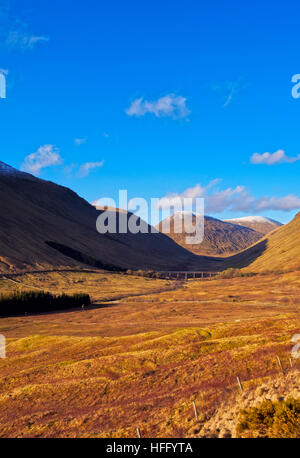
[
  {"x1": 157, "y1": 181, "x2": 300, "y2": 214},
  {"x1": 0, "y1": 2, "x2": 48, "y2": 52},
  {"x1": 251, "y1": 149, "x2": 300, "y2": 165},
  {"x1": 78, "y1": 161, "x2": 104, "y2": 178},
  {"x1": 223, "y1": 83, "x2": 237, "y2": 107},
  {"x1": 5, "y1": 31, "x2": 48, "y2": 50},
  {"x1": 212, "y1": 80, "x2": 245, "y2": 107},
  {"x1": 64, "y1": 163, "x2": 76, "y2": 177},
  {"x1": 126, "y1": 94, "x2": 190, "y2": 119},
  {"x1": 21, "y1": 145, "x2": 62, "y2": 176},
  {"x1": 74, "y1": 138, "x2": 87, "y2": 145}
]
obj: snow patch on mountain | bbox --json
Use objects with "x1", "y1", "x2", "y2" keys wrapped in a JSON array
[{"x1": 224, "y1": 216, "x2": 282, "y2": 225}]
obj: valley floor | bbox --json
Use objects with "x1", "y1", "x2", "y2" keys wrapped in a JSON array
[{"x1": 0, "y1": 270, "x2": 299, "y2": 437}]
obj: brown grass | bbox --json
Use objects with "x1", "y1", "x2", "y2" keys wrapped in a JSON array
[
  {"x1": 0, "y1": 270, "x2": 299, "y2": 437},
  {"x1": 227, "y1": 211, "x2": 300, "y2": 272}
]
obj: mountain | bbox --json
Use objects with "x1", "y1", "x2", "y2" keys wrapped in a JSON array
[
  {"x1": 224, "y1": 216, "x2": 282, "y2": 235},
  {"x1": 0, "y1": 161, "x2": 222, "y2": 273},
  {"x1": 226, "y1": 212, "x2": 300, "y2": 272},
  {"x1": 156, "y1": 212, "x2": 263, "y2": 257}
]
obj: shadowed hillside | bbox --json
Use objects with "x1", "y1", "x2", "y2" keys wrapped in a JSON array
[{"x1": 0, "y1": 161, "x2": 222, "y2": 273}]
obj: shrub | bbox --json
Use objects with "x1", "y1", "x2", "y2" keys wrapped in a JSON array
[
  {"x1": 218, "y1": 268, "x2": 256, "y2": 279},
  {"x1": 237, "y1": 397, "x2": 300, "y2": 438},
  {"x1": 219, "y1": 268, "x2": 243, "y2": 279},
  {"x1": 125, "y1": 269, "x2": 163, "y2": 279}
]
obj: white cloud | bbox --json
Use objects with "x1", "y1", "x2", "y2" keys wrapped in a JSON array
[
  {"x1": 255, "y1": 195, "x2": 300, "y2": 212},
  {"x1": 5, "y1": 31, "x2": 49, "y2": 51},
  {"x1": 21, "y1": 145, "x2": 62, "y2": 176},
  {"x1": 78, "y1": 161, "x2": 104, "y2": 177},
  {"x1": 125, "y1": 94, "x2": 190, "y2": 119},
  {"x1": 74, "y1": 138, "x2": 86, "y2": 145},
  {"x1": 157, "y1": 180, "x2": 220, "y2": 209},
  {"x1": 251, "y1": 149, "x2": 300, "y2": 165},
  {"x1": 157, "y1": 181, "x2": 300, "y2": 214}
]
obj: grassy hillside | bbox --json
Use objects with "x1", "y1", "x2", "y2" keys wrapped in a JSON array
[
  {"x1": 226, "y1": 212, "x2": 300, "y2": 273},
  {"x1": 0, "y1": 270, "x2": 173, "y2": 302}
]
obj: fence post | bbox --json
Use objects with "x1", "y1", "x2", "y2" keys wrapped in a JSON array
[
  {"x1": 192, "y1": 401, "x2": 198, "y2": 421},
  {"x1": 237, "y1": 376, "x2": 243, "y2": 394},
  {"x1": 277, "y1": 356, "x2": 284, "y2": 373},
  {"x1": 137, "y1": 427, "x2": 141, "y2": 438}
]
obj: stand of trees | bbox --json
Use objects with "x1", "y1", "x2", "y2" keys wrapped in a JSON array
[
  {"x1": 126, "y1": 269, "x2": 165, "y2": 279},
  {"x1": 0, "y1": 291, "x2": 91, "y2": 317}
]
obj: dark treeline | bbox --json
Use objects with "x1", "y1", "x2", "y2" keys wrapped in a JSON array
[{"x1": 0, "y1": 291, "x2": 91, "y2": 317}]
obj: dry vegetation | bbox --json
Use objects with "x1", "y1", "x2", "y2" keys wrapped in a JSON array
[
  {"x1": 228, "y1": 211, "x2": 300, "y2": 273},
  {"x1": 0, "y1": 270, "x2": 172, "y2": 302},
  {"x1": 0, "y1": 270, "x2": 299, "y2": 438},
  {"x1": 195, "y1": 370, "x2": 300, "y2": 438}
]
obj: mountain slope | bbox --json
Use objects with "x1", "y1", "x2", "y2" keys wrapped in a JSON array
[
  {"x1": 224, "y1": 216, "x2": 282, "y2": 235},
  {"x1": 226, "y1": 212, "x2": 300, "y2": 272},
  {"x1": 0, "y1": 161, "x2": 222, "y2": 273},
  {"x1": 156, "y1": 213, "x2": 263, "y2": 256}
]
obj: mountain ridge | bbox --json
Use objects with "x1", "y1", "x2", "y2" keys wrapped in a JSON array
[
  {"x1": 0, "y1": 161, "x2": 222, "y2": 273},
  {"x1": 156, "y1": 212, "x2": 264, "y2": 257},
  {"x1": 224, "y1": 215, "x2": 282, "y2": 235}
]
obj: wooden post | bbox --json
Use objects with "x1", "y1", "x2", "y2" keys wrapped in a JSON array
[
  {"x1": 192, "y1": 401, "x2": 198, "y2": 421},
  {"x1": 289, "y1": 357, "x2": 293, "y2": 368},
  {"x1": 237, "y1": 376, "x2": 243, "y2": 393},
  {"x1": 277, "y1": 356, "x2": 284, "y2": 373},
  {"x1": 137, "y1": 427, "x2": 141, "y2": 438}
]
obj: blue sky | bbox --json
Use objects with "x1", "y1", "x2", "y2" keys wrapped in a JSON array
[{"x1": 1, "y1": 0, "x2": 300, "y2": 223}]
